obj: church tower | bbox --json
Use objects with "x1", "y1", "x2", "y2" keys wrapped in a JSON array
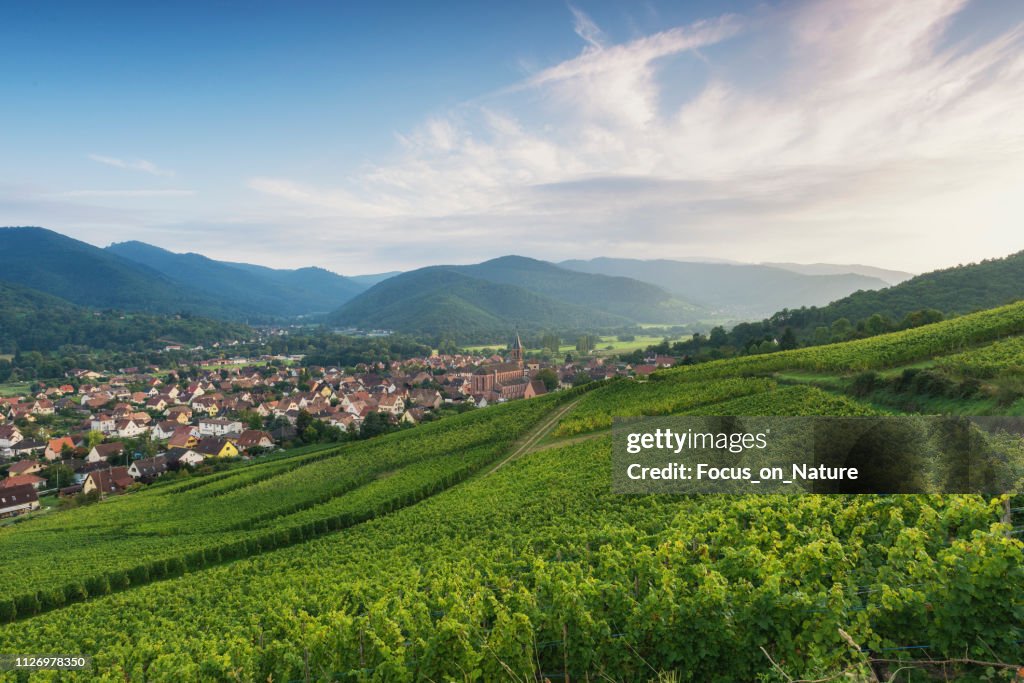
[{"x1": 508, "y1": 332, "x2": 524, "y2": 364}]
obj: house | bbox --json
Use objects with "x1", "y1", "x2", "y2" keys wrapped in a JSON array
[
  {"x1": 82, "y1": 467, "x2": 135, "y2": 495},
  {"x1": 0, "y1": 484, "x2": 39, "y2": 518},
  {"x1": 128, "y1": 455, "x2": 168, "y2": 481},
  {"x1": 151, "y1": 421, "x2": 181, "y2": 441},
  {"x1": 194, "y1": 437, "x2": 239, "y2": 458},
  {"x1": 235, "y1": 430, "x2": 274, "y2": 450},
  {"x1": 167, "y1": 427, "x2": 199, "y2": 449},
  {"x1": 166, "y1": 406, "x2": 192, "y2": 423},
  {"x1": 163, "y1": 448, "x2": 205, "y2": 468},
  {"x1": 10, "y1": 440, "x2": 45, "y2": 457},
  {"x1": 87, "y1": 442, "x2": 125, "y2": 463},
  {"x1": 7, "y1": 459, "x2": 43, "y2": 477},
  {"x1": 327, "y1": 414, "x2": 356, "y2": 432},
  {"x1": 45, "y1": 436, "x2": 77, "y2": 461},
  {"x1": 90, "y1": 414, "x2": 116, "y2": 434},
  {"x1": 144, "y1": 396, "x2": 168, "y2": 412},
  {"x1": 0, "y1": 424, "x2": 23, "y2": 449},
  {"x1": 526, "y1": 380, "x2": 548, "y2": 398},
  {"x1": 377, "y1": 395, "x2": 405, "y2": 416},
  {"x1": 408, "y1": 389, "x2": 442, "y2": 410},
  {"x1": 0, "y1": 474, "x2": 46, "y2": 490},
  {"x1": 115, "y1": 419, "x2": 148, "y2": 438},
  {"x1": 198, "y1": 417, "x2": 243, "y2": 437},
  {"x1": 30, "y1": 399, "x2": 55, "y2": 416}
]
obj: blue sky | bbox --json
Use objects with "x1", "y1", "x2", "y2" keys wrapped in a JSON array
[{"x1": 1, "y1": 0, "x2": 1022, "y2": 274}]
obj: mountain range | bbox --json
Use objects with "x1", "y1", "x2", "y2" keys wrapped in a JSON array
[
  {"x1": 106, "y1": 241, "x2": 365, "y2": 319},
  {"x1": 559, "y1": 258, "x2": 893, "y2": 319},
  {"x1": 5, "y1": 226, "x2": 1019, "y2": 346},
  {"x1": 0, "y1": 228, "x2": 368, "y2": 323}
]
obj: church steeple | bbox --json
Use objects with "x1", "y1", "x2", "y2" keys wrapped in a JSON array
[{"x1": 508, "y1": 332, "x2": 523, "y2": 363}]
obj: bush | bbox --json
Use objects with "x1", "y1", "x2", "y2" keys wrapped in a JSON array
[{"x1": 850, "y1": 371, "x2": 880, "y2": 397}]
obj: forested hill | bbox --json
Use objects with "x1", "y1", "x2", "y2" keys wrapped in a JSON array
[
  {"x1": 0, "y1": 280, "x2": 252, "y2": 355},
  {"x1": 108, "y1": 241, "x2": 366, "y2": 317},
  {"x1": 0, "y1": 227, "x2": 238, "y2": 319},
  {"x1": 455, "y1": 256, "x2": 703, "y2": 324},
  {"x1": 766, "y1": 250, "x2": 1024, "y2": 338},
  {"x1": 328, "y1": 256, "x2": 706, "y2": 342},
  {"x1": 327, "y1": 267, "x2": 632, "y2": 342}
]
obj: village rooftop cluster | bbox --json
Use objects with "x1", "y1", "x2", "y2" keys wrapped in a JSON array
[{"x1": 0, "y1": 338, "x2": 674, "y2": 518}]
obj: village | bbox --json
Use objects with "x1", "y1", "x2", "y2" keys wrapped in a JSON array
[{"x1": 0, "y1": 335, "x2": 676, "y2": 519}]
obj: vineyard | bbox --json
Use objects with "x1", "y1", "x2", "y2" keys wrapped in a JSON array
[
  {"x1": 936, "y1": 335, "x2": 1024, "y2": 378},
  {"x1": 0, "y1": 437, "x2": 1018, "y2": 681},
  {"x1": 658, "y1": 300, "x2": 1024, "y2": 379},
  {"x1": 0, "y1": 302, "x2": 1023, "y2": 680},
  {"x1": 0, "y1": 392, "x2": 582, "y2": 621}
]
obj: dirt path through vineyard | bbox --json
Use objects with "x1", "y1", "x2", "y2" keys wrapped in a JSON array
[{"x1": 485, "y1": 397, "x2": 583, "y2": 475}]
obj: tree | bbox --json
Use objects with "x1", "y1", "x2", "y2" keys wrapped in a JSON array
[
  {"x1": 575, "y1": 336, "x2": 596, "y2": 355},
  {"x1": 295, "y1": 409, "x2": 313, "y2": 435},
  {"x1": 571, "y1": 371, "x2": 592, "y2": 387},
  {"x1": 44, "y1": 463, "x2": 75, "y2": 490},
  {"x1": 535, "y1": 368, "x2": 559, "y2": 391},
  {"x1": 541, "y1": 333, "x2": 561, "y2": 355},
  {"x1": 779, "y1": 327, "x2": 798, "y2": 350},
  {"x1": 87, "y1": 430, "x2": 105, "y2": 449},
  {"x1": 830, "y1": 318, "x2": 853, "y2": 340},
  {"x1": 708, "y1": 326, "x2": 729, "y2": 348},
  {"x1": 359, "y1": 412, "x2": 395, "y2": 439}
]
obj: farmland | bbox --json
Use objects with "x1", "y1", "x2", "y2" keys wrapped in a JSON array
[{"x1": 1, "y1": 302, "x2": 1024, "y2": 681}]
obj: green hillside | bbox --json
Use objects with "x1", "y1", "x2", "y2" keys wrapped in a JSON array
[
  {"x1": 1, "y1": 302, "x2": 1023, "y2": 680},
  {"x1": 328, "y1": 267, "x2": 633, "y2": 341},
  {"x1": 0, "y1": 227, "x2": 242, "y2": 318},
  {"x1": 561, "y1": 256, "x2": 889, "y2": 318},
  {"x1": 109, "y1": 240, "x2": 366, "y2": 317},
  {"x1": 329, "y1": 258, "x2": 706, "y2": 341},
  {"x1": 767, "y1": 250, "x2": 1024, "y2": 336},
  {"x1": 459, "y1": 255, "x2": 704, "y2": 324},
  {"x1": 0, "y1": 280, "x2": 251, "y2": 354}
]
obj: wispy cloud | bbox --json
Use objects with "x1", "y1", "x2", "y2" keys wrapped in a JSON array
[
  {"x1": 244, "y1": 0, "x2": 1024, "y2": 272},
  {"x1": 58, "y1": 189, "x2": 194, "y2": 198},
  {"x1": 88, "y1": 154, "x2": 175, "y2": 177},
  {"x1": 569, "y1": 4, "x2": 607, "y2": 51}
]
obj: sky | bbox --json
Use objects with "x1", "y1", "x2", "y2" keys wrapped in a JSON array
[{"x1": 1, "y1": 0, "x2": 1022, "y2": 275}]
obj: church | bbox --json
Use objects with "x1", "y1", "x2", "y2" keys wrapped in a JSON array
[{"x1": 470, "y1": 334, "x2": 531, "y2": 399}]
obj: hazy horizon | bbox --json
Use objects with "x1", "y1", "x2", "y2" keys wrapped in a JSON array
[{"x1": 2, "y1": 0, "x2": 1022, "y2": 273}]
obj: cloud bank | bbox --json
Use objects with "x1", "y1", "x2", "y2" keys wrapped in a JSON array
[{"x1": 242, "y1": 0, "x2": 1024, "y2": 272}]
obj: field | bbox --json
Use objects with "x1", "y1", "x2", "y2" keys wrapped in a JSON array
[
  {"x1": 1, "y1": 303, "x2": 1024, "y2": 681},
  {"x1": 0, "y1": 381, "x2": 29, "y2": 397},
  {"x1": 464, "y1": 334, "x2": 667, "y2": 357}
]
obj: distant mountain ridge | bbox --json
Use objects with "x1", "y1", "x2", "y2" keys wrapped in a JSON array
[
  {"x1": 0, "y1": 227, "x2": 237, "y2": 318},
  {"x1": 107, "y1": 241, "x2": 366, "y2": 318},
  {"x1": 560, "y1": 257, "x2": 890, "y2": 319},
  {"x1": 761, "y1": 262, "x2": 914, "y2": 285},
  {"x1": 328, "y1": 256, "x2": 709, "y2": 342},
  {"x1": 349, "y1": 271, "x2": 403, "y2": 287}
]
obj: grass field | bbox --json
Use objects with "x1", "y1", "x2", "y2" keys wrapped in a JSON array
[
  {"x1": 463, "y1": 333, "x2": 668, "y2": 357},
  {"x1": 0, "y1": 382, "x2": 30, "y2": 397}
]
